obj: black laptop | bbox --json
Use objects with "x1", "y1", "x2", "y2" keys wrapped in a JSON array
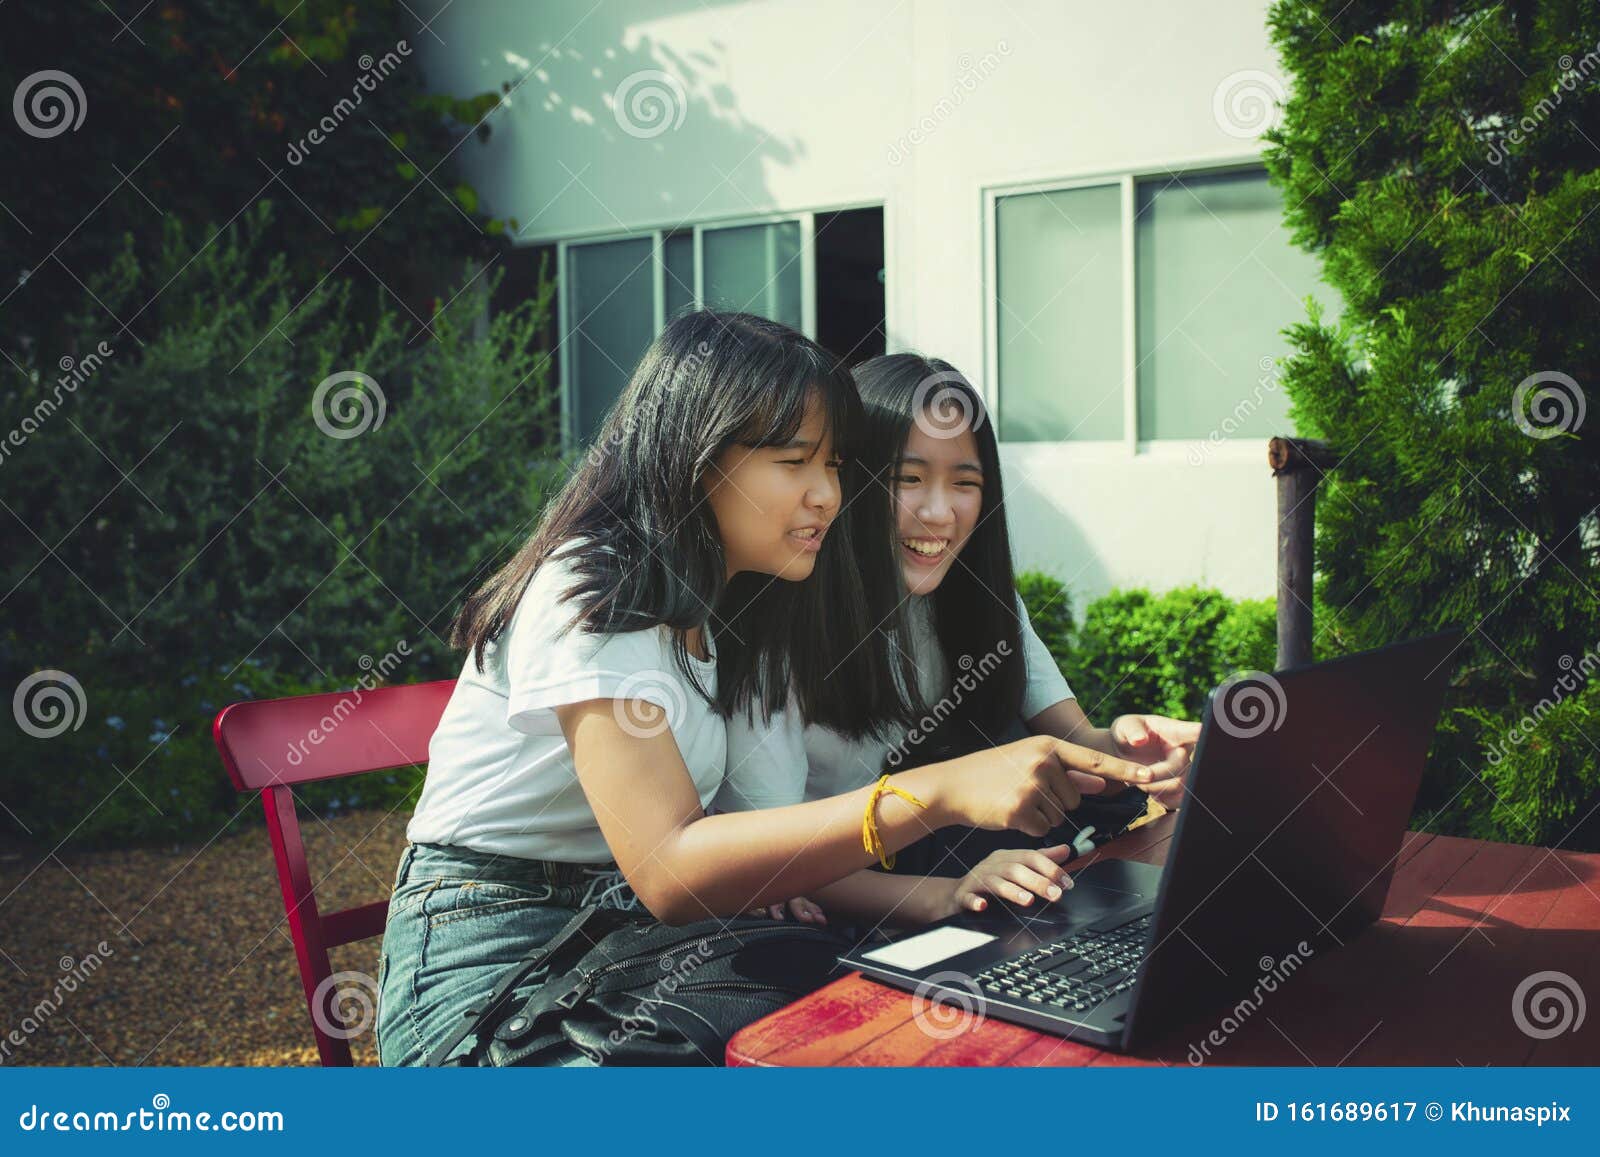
[{"x1": 841, "y1": 630, "x2": 1462, "y2": 1052}]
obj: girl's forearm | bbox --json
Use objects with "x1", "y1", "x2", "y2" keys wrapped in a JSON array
[
  {"x1": 808, "y1": 869, "x2": 955, "y2": 929},
  {"x1": 650, "y1": 765, "x2": 955, "y2": 924},
  {"x1": 1066, "y1": 721, "x2": 1112, "y2": 752}
]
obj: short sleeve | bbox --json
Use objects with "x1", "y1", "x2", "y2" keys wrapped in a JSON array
[
  {"x1": 712, "y1": 694, "x2": 808, "y2": 813},
  {"x1": 501, "y1": 552, "x2": 692, "y2": 736},
  {"x1": 1017, "y1": 593, "x2": 1075, "y2": 720}
]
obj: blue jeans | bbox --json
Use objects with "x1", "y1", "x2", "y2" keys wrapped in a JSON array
[{"x1": 376, "y1": 842, "x2": 622, "y2": 1067}]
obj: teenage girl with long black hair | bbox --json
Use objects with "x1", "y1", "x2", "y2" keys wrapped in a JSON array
[{"x1": 375, "y1": 315, "x2": 1158, "y2": 1065}]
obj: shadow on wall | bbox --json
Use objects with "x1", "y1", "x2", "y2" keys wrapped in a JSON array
[
  {"x1": 993, "y1": 454, "x2": 1107, "y2": 605},
  {"x1": 418, "y1": 0, "x2": 805, "y2": 233}
]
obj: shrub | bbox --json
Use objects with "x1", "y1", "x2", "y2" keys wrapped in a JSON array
[
  {"x1": 1013, "y1": 571, "x2": 1075, "y2": 660},
  {"x1": 1453, "y1": 674, "x2": 1600, "y2": 849},
  {"x1": 1015, "y1": 574, "x2": 1277, "y2": 723},
  {"x1": 1, "y1": 203, "x2": 557, "y2": 847}
]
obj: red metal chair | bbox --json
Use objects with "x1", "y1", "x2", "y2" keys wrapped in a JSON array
[{"x1": 212, "y1": 679, "x2": 457, "y2": 1066}]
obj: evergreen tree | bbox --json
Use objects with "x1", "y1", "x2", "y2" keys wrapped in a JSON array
[
  {"x1": 1264, "y1": 0, "x2": 1600, "y2": 848},
  {"x1": 1, "y1": 0, "x2": 513, "y2": 368}
]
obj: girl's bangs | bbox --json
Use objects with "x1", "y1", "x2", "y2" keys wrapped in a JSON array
[{"x1": 735, "y1": 359, "x2": 862, "y2": 458}]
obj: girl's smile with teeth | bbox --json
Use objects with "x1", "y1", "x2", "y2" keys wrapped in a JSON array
[
  {"x1": 890, "y1": 414, "x2": 983, "y2": 594},
  {"x1": 788, "y1": 525, "x2": 827, "y2": 553},
  {"x1": 901, "y1": 536, "x2": 951, "y2": 566}
]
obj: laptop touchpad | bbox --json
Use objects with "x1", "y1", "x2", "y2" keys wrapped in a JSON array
[{"x1": 1022, "y1": 858, "x2": 1161, "y2": 924}]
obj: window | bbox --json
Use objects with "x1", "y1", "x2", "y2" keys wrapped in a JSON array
[
  {"x1": 556, "y1": 210, "x2": 884, "y2": 444},
  {"x1": 814, "y1": 207, "x2": 886, "y2": 365},
  {"x1": 568, "y1": 237, "x2": 654, "y2": 441},
  {"x1": 995, "y1": 184, "x2": 1124, "y2": 442},
  {"x1": 702, "y1": 221, "x2": 803, "y2": 330},
  {"x1": 663, "y1": 231, "x2": 694, "y2": 319},
  {"x1": 992, "y1": 166, "x2": 1337, "y2": 444}
]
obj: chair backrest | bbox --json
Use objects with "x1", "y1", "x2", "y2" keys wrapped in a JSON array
[{"x1": 212, "y1": 679, "x2": 457, "y2": 1066}]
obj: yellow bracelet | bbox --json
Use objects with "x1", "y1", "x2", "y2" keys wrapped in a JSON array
[{"x1": 861, "y1": 774, "x2": 927, "y2": 870}]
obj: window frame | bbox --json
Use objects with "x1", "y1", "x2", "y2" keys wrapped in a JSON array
[
  {"x1": 553, "y1": 205, "x2": 874, "y2": 449},
  {"x1": 982, "y1": 152, "x2": 1288, "y2": 457}
]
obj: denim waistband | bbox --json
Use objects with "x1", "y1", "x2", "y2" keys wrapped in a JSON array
[{"x1": 396, "y1": 841, "x2": 621, "y2": 891}]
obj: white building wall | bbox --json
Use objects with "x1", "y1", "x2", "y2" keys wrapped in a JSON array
[{"x1": 420, "y1": 0, "x2": 1299, "y2": 609}]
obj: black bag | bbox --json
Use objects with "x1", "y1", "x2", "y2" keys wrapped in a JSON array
[{"x1": 425, "y1": 906, "x2": 854, "y2": 1067}]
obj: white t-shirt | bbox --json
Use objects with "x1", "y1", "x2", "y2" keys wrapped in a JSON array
[
  {"x1": 408, "y1": 545, "x2": 727, "y2": 862},
  {"x1": 713, "y1": 594, "x2": 1073, "y2": 812}
]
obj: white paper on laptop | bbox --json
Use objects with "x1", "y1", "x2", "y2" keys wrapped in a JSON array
[{"x1": 859, "y1": 926, "x2": 997, "y2": 972}]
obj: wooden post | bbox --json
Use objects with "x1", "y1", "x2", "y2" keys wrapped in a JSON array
[{"x1": 1269, "y1": 436, "x2": 1337, "y2": 670}]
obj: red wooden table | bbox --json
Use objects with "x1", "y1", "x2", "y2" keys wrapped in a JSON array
[{"x1": 728, "y1": 814, "x2": 1600, "y2": 1066}]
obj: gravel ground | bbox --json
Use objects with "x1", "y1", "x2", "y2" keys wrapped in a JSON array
[{"x1": 0, "y1": 807, "x2": 410, "y2": 1067}]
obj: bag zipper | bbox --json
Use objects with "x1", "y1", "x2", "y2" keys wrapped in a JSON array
[{"x1": 676, "y1": 980, "x2": 813, "y2": 998}]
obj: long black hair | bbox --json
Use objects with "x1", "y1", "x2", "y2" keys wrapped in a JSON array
[
  {"x1": 851, "y1": 352, "x2": 1028, "y2": 741},
  {"x1": 449, "y1": 310, "x2": 920, "y2": 739}
]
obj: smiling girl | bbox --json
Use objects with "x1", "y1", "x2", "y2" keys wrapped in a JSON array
[
  {"x1": 375, "y1": 315, "x2": 1157, "y2": 1065},
  {"x1": 855, "y1": 354, "x2": 1195, "y2": 857},
  {"x1": 714, "y1": 353, "x2": 1196, "y2": 921}
]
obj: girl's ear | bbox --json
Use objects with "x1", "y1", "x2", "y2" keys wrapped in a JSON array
[{"x1": 700, "y1": 455, "x2": 724, "y2": 502}]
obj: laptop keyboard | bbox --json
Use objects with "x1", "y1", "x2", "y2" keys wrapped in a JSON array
[{"x1": 972, "y1": 913, "x2": 1152, "y2": 1013}]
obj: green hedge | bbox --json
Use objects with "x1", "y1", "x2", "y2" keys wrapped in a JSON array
[
  {"x1": 1017, "y1": 574, "x2": 1278, "y2": 723},
  {"x1": 1, "y1": 203, "x2": 558, "y2": 848}
]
